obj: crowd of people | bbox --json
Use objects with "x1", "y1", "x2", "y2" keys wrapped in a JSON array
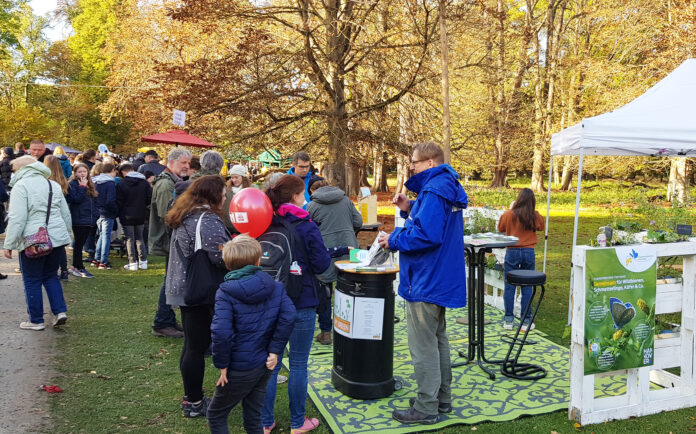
[{"x1": 3, "y1": 139, "x2": 544, "y2": 432}]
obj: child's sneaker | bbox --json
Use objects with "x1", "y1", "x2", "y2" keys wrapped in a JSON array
[
  {"x1": 78, "y1": 269, "x2": 94, "y2": 278},
  {"x1": 521, "y1": 322, "x2": 535, "y2": 332},
  {"x1": 291, "y1": 417, "x2": 319, "y2": 433},
  {"x1": 183, "y1": 396, "x2": 210, "y2": 418},
  {"x1": 68, "y1": 267, "x2": 83, "y2": 278},
  {"x1": 139, "y1": 260, "x2": 148, "y2": 270},
  {"x1": 90, "y1": 259, "x2": 99, "y2": 267},
  {"x1": 264, "y1": 422, "x2": 276, "y2": 434},
  {"x1": 503, "y1": 320, "x2": 514, "y2": 330},
  {"x1": 98, "y1": 262, "x2": 112, "y2": 270},
  {"x1": 20, "y1": 321, "x2": 45, "y2": 331},
  {"x1": 123, "y1": 263, "x2": 138, "y2": 271}
]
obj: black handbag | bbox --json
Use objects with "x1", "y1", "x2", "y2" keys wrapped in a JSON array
[{"x1": 182, "y1": 212, "x2": 227, "y2": 306}]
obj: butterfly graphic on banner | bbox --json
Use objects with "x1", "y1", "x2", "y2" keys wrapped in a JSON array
[{"x1": 609, "y1": 297, "x2": 636, "y2": 329}]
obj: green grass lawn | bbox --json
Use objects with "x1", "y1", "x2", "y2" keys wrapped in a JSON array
[{"x1": 51, "y1": 186, "x2": 696, "y2": 432}]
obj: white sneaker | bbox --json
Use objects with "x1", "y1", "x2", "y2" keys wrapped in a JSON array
[
  {"x1": 53, "y1": 312, "x2": 68, "y2": 327},
  {"x1": 123, "y1": 263, "x2": 138, "y2": 271},
  {"x1": 503, "y1": 320, "x2": 514, "y2": 330},
  {"x1": 520, "y1": 322, "x2": 535, "y2": 332},
  {"x1": 20, "y1": 321, "x2": 45, "y2": 331},
  {"x1": 139, "y1": 260, "x2": 148, "y2": 270}
]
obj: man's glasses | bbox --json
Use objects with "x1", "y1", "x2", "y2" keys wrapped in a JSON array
[{"x1": 410, "y1": 158, "x2": 428, "y2": 166}]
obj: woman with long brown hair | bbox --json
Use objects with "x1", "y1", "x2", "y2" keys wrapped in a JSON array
[
  {"x1": 45, "y1": 155, "x2": 71, "y2": 279},
  {"x1": 66, "y1": 163, "x2": 99, "y2": 278},
  {"x1": 165, "y1": 175, "x2": 231, "y2": 418},
  {"x1": 261, "y1": 174, "x2": 331, "y2": 434},
  {"x1": 497, "y1": 188, "x2": 545, "y2": 332}
]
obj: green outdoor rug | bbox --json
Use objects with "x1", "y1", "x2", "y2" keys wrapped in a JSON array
[{"x1": 287, "y1": 301, "x2": 631, "y2": 434}]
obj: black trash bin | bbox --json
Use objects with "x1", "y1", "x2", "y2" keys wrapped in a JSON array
[{"x1": 332, "y1": 264, "x2": 398, "y2": 400}]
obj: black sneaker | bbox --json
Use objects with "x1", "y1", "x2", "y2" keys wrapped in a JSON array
[
  {"x1": 183, "y1": 396, "x2": 210, "y2": 418},
  {"x1": 409, "y1": 397, "x2": 452, "y2": 413},
  {"x1": 392, "y1": 407, "x2": 438, "y2": 424}
]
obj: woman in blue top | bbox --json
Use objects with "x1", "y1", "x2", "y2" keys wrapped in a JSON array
[{"x1": 261, "y1": 174, "x2": 331, "y2": 434}]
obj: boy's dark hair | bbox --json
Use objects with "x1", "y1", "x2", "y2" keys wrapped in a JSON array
[
  {"x1": 223, "y1": 234, "x2": 262, "y2": 270},
  {"x1": 292, "y1": 151, "x2": 310, "y2": 164},
  {"x1": 309, "y1": 179, "x2": 328, "y2": 193},
  {"x1": 190, "y1": 156, "x2": 201, "y2": 171},
  {"x1": 83, "y1": 149, "x2": 97, "y2": 160}
]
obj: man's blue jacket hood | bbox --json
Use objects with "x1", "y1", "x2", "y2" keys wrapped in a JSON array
[{"x1": 389, "y1": 164, "x2": 468, "y2": 308}]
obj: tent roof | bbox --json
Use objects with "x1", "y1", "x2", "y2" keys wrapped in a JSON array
[
  {"x1": 257, "y1": 150, "x2": 283, "y2": 162},
  {"x1": 46, "y1": 142, "x2": 81, "y2": 154},
  {"x1": 551, "y1": 59, "x2": 696, "y2": 156},
  {"x1": 141, "y1": 129, "x2": 215, "y2": 148}
]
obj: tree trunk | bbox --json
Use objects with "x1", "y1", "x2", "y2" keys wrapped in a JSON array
[
  {"x1": 360, "y1": 164, "x2": 370, "y2": 188},
  {"x1": 560, "y1": 156, "x2": 574, "y2": 191},
  {"x1": 667, "y1": 158, "x2": 689, "y2": 202},
  {"x1": 439, "y1": 0, "x2": 452, "y2": 164},
  {"x1": 395, "y1": 153, "x2": 409, "y2": 194},
  {"x1": 373, "y1": 149, "x2": 389, "y2": 192}
]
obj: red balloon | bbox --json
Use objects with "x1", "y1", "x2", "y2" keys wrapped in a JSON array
[{"x1": 229, "y1": 188, "x2": 273, "y2": 238}]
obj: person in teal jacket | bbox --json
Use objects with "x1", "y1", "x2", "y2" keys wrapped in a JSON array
[
  {"x1": 4, "y1": 157, "x2": 73, "y2": 331},
  {"x1": 378, "y1": 142, "x2": 467, "y2": 425}
]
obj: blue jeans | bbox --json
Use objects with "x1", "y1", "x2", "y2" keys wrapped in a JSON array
[
  {"x1": 262, "y1": 308, "x2": 314, "y2": 429},
  {"x1": 94, "y1": 217, "x2": 114, "y2": 264},
  {"x1": 504, "y1": 248, "x2": 535, "y2": 323},
  {"x1": 19, "y1": 246, "x2": 67, "y2": 324}
]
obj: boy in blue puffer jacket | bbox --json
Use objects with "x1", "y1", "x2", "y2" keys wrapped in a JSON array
[{"x1": 208, "y1": 235, "x2": 296, "y2": 434}]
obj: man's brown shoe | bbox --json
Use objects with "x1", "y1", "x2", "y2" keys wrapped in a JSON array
[
  {"x1": 152, "y1": 326, "x2": 184, "y2": 338},
  {"x1": 315, "y1": 331, "x2": 332, "y2": 345}
]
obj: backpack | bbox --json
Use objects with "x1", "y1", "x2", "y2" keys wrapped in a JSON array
[{"x1": 258, "y1": 215, "x2": 310, "y2": 303}]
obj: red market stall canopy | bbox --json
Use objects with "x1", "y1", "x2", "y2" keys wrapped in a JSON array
[{"x1": 141, "y1": 129, "x2": 216, "y2": 148}]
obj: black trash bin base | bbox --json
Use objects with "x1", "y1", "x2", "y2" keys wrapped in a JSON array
[{"x1": 332, "y1": 368, "x2": 395, "y2": 400}]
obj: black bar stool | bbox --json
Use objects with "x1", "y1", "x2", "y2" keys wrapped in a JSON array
[{"x1": 500, "y1": 269, "x2": 547, "y2": 380}]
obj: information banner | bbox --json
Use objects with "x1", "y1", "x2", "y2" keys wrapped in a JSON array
[
  {"x1": 333, "y1": 292, "x2": 384, "y2": 340},
  {"x1": 584, "y1": 245, "x2": 657, "y2": 375}
]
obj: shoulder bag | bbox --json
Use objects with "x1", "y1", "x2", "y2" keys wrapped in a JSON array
[
  {"x1": 23, "y1": 179, "x2": 54, "y2": 258},
  {"x1": 183, "y1": 212, "x2": 227, "y2": 306}
]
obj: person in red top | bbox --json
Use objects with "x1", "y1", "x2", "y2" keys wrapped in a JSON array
[{"x1": 497, "y1": 188, "x2": 545, "y2": 332}]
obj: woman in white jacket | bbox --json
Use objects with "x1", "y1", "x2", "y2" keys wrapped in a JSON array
[{"x1": 3, "y1": 156, "x2": 72, "y2": 330}]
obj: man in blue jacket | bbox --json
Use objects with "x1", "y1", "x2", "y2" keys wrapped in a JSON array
[
  {"x1": 378, "y1": 142, "x2": 468, "y2": 425},
  {"x1": 286, "y1": 151, "x2": 322, "y2": 207}
]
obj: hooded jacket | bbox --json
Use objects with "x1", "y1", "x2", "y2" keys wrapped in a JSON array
[
  {"x1": 66, "y1": 179, "x2": 98, "y2": 226},
  {"x1": 148, "y1": 169, "x2": 179, "y2": 256},
  {"x1": 165, "y1": 209, "x2": 230, "y2": 307},
  {"x1": 388, "y1": 164, "x2": 468, "y2": 308},
  {"x1": 276, "y1": 203, "x2": 331, "y2": 309},
  {"x1": 4, "y1": 162, "x2": 72, "y2": 251},
  {"x1": 211, "y1": 267, "x2": 296, "y2": 371},
  {"x1": 116, "y1": 172, "x2": 152, "y2": 226},
  {"x1": 307, "y1": 186, "x2": 362, "y2": 282},
  {"x1": 93, "y1": 173, "x2": 118, "y2": 219},
  {"x1": 56, "y1": 154, "x2": 73, "y2": 179},
  {"x1": 0, "y1": 155, "x2": 13, "y2": 189}
]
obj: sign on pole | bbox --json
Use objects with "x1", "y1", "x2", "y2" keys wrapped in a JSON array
[
  {"x1": 173, "y1": 109, "x2": 186, "y2": 127},
  {"x1": 584, "y1": 245, "x2": 657, "y2": 375}
]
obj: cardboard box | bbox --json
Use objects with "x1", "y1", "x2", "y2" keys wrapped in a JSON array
[{"x1": 357, "y1": 188, "x2": 378, "y2": 224}]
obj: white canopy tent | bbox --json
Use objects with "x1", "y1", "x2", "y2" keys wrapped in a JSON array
[{"x1": 543, "y1": 58, "x2": 696, "y2": 323}]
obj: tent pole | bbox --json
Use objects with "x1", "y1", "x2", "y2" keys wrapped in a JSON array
[
  {"x1": 543, "y1": 156, "x2": 553, "y2": 273},
  {"x1": 567, "y1": 153, "x2": 584, "y2": 325}
]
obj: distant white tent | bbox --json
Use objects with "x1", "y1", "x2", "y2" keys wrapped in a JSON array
[{"x1": 545, "y1": 59, "x2": 696, "y2": 323}]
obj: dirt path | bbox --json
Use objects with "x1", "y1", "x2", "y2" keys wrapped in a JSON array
[{"x1": 0, "y1": 255, "x2": 56, "y2": 433}]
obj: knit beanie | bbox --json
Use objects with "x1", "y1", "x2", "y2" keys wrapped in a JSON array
[{"x1": 229, "y1": 164, "x2": 249, "y2": 177}]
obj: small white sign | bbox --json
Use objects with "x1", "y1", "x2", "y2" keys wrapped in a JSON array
[
  {"x1": 334, "y1": 291, "x2": 353, "y2": 338},
  {"x1": 359, "y1": 187, "x2": 371, "y2": 198},
  {"x1": 234, "y1": 212, "x2": 248, "y2": 223},
  {"x1": 353, "y1": 297, "x2": 385, "y2": 340},
  {"x1": 173, "y1": 109, "x2": 186, "y2": 127}
]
